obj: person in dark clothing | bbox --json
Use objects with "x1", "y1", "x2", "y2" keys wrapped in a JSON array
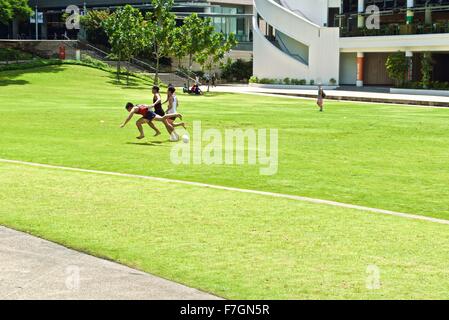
[{"x1": 151, "y1": 85, "x2": 165, "y2": 117}]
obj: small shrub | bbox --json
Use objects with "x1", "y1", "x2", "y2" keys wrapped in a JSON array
[
  {"x1": 284, "y1": 77, "x2": 290, "y2": 85},
  {"x1": 299, "y1": 79, "x2": 307, "y2": 85},
  {"x1": 259, "y1": 78, "x2": 276, "y2": 84},
  {"x1": 81, "y1": 54, "x2": 109, "y2": 69},
  {"x1": 0, "y1": 48, "x2": 33, "y2": 62},
  {"x1": 220, "y1": 58, "x2": 253, "y2": 82},
  {"x1": 309, "y1": 79, "x2": 315, "y2": 85},
  {"x1": 249, "y1": 76, "x2": 258, "y2": 84},
  {"x1": 329, "y1": 78, "x2": 337, "y2": 85},
  {"x1": 386, "y1": 52, "x2": 408, "y2": 87}
]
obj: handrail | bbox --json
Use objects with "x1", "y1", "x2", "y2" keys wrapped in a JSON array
[
  {"x1": 261, "y1": 0, "x2": 321, "y2": 29},
  {"x1": 78, "y1": 40, "x2": 198, "y2": 84},
  {"x1": 278, "y1": 0, "x2": 311, "y2": 22},
  {"x1": 274, "y1": 32, "x2": 308, "y2": 65}
]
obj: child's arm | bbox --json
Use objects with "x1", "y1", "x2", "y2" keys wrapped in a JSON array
[
  {"x1": 151, "y1": 94, "x2": 162, "y2": 108},
  {"x1": 120, "y1": 107, "x2": 137, "y2": 128},
  {"x1": 165, "y1": 96, "x2": 173, "y2": 113}
]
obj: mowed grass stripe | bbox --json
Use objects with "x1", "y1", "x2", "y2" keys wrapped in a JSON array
[
  {"x1": 1, "y1": 158, "x2": 449, "y2": 226},
  {"x1": 1, "y1": 163, "x2": 449, "y2": 299}
]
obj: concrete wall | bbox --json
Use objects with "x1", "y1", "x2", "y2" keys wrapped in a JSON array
[
  {"x1": 339, "y1": 52, "x2": 357, "y2": 85},
  {"x1": 253, "y1": 0, "x2": 340, "y2": 84},
  {"x1": 340, "y1": 33, "x2": 449, "y2": 53},
  {"x1": 280, "y1": 0, "x2": 329, "y2": 26},
  {"x1": 0, "y1": 40, "x2": 78, "y2": 59}
]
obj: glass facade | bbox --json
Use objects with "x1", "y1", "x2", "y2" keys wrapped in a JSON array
[{"x1": 210, "y1": 6, "x2": 249, "y2": 42}]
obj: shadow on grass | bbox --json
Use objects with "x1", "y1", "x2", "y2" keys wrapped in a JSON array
[
  {"x1": 0, "y1": 79, "x2": 29, "y2": 86},
  {"x1": 180, "y1": 91, "x2": 233, "y2": 98},
  {"x1": 106, "y1": 73, "x2": 154, "y2": 90},
  {"x1": 126, "y1": 140, "x2": 171, "y2": 147},
  {"x1": 0, "y1": 64, "x2": 66, "y2": 87}
]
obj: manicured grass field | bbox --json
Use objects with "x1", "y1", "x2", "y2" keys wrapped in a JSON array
[
  {"x1": 1, "y1": 65, "x2": 449, "y2": 299},
  {"x1": 1, "y1": 163, "x2": 449, "y2": 299}
]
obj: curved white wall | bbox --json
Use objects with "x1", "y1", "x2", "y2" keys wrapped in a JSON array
[
  {"x1": 253, "y1": 16, "x2": 310, "y2": 79},
  {"x1": 280, "y1": 0, "x2": 329, "y2": 26},
  {"x1": 253, "y1": 0, "x2": 340, "y2": 84}
]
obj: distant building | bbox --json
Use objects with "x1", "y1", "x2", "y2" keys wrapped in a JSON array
[
  {"x1": 0, "y1": 0, "x2": 252, "y2": 54},
  {"x1": 253, "y1": 0, "x2": 449, "y2": 86}
]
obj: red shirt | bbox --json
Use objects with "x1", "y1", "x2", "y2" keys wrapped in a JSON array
[{"x1": 136, "y1": 105, "x2": 149, "y2": 116}]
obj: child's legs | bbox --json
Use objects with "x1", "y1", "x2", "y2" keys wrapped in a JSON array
[
  {"x1": 154, "y1": 115, "x2": 175, "y2": 132},
  {"x1": 136, "y1": 118, "x2": 147, "y2": 136},
  {"x1": 147, "y1": 119, "x2": 160, "y2": 133}
]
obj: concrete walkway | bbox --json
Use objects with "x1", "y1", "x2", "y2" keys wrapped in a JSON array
[
  {"x1": 0, "y1": 226, "x2": 220, "y2": 300},
  {"x1": 208, "y1": 85, "x2": 449, "y2": 107}
]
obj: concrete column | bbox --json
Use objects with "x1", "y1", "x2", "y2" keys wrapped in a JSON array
[
  {"x1": 12, "y1": 18, "x2": 19, "y2": 39},
  {"x1": 406, "y1": 0, "x2": 414, "y2": 24},
  {"x1": 357, "y1": 0, "x2": 365, "y2": 28},
  {"x1": 406, "y1": 51, "x2": 413, "y2": 82},
  {"x1": 356, "y1": 52, "x2": 364, "y2": 87},
  {"x1": 41, "y1": 13, "x2": 47, "y2": 40}
]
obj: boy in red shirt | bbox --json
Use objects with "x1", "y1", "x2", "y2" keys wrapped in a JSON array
[{"x1": 120, "y1": 102, "x2": 182, "y2": 140}]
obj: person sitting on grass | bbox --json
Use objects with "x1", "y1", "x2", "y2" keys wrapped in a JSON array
[
  {"x1": 190, "y1": 84, "x2": 203, "y2": 95},
  {"x1": 120, "y1": 102, "x2": 182, "y2": 140}
]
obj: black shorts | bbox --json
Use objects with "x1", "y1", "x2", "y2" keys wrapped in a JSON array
[
  {"x1": 144, "y1": 111, "x2": 157, "y2": 121},
  {"x1": 154, "y1": 108, "x2": 165, "y2": 117}
]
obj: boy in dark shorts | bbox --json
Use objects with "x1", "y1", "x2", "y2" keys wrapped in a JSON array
[{"x1": 120, "y1": 102, "x2": 182, "y2": 140}]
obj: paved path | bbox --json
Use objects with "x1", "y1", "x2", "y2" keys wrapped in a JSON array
[
  {"x1": 207, "y1": 85, "x2": 449, "y2": 107},
  {"x1": 0, "y1": 226, "x2": 220, "y2": 300}
]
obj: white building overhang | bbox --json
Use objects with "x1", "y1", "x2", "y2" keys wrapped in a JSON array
[{"x1": 340, "y1": 33, "x2": 449, "y2": 53}]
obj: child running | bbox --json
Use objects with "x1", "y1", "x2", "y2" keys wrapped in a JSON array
[
  {"x1": 164, "y1": 86, "x2": 186, "y2": 130},
  {"x1": 120, "y1": 102, "x2": 182, "y2": 140}
]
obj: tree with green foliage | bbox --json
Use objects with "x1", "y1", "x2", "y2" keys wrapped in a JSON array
[
  {"x1": 171, "y1": 26, "x2": 188, "y2": 68},
  {"x1": 0, "y1": 0, "x2": 32, "y2": 25},
  {"x1": 144, "y1": 0, "x2": 176, "y2": 85},
  {"x1": 178, "y1": 14, "x2": 215, "y2": 74},
  {"x1": 196, "y1": 32, "x2": 237, "y2": 90},
  {"x1": 386, "y1": 52, "x2": 408, "y2": 87},
  {"x1": 102, "y1": 5, "x2": 145, "y2": 84},
  {"x1": 80, "y1": 9, "x2": 111, "y2": 46},
  {"x1": 421, "y1": 52, "x2": 433, "y2": 89}
]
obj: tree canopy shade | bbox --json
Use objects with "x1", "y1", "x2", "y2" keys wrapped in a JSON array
[
  {"x1": 0, "y1": 0, "x2": 32, "y2": 25},
  {"x1": 102, "y1": 5, "x2": 145, "y2": 84},
  {"x1": 144, "y1": 0, "x2": 177, "y2": 85}
]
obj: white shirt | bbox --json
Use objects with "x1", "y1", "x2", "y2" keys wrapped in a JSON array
[{"x1": 167, "y1": 95, "x2": 178, "y2": 114}]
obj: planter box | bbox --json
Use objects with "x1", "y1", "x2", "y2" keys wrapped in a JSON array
[
  {"x1": 391, "y1": 88, "x2": 449, "y2": 97},
  {"x1": 249, "y1": 83, "x2": 338, "y2": 90}
]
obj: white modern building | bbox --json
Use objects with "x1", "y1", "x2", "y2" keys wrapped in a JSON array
[{"x1": 253, "y1": 0, "x2": 449, "y2": 86}]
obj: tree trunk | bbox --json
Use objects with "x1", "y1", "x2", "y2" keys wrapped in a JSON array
[
  {"x1": 155, "y1": 54, "x2": 160, "y2": 85},
  {"x1": 117, "y1": 60, "x2": 121, "y2": 81},
  {"x1": 187, "y1": 54, "x2": 193, "y2": 87},
  {"x1": 126, "y1": 59, "x2": 130, "y2": 86}
]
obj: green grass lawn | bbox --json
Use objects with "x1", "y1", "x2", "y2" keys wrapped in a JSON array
[
  {"x1": 1, "y1": 65, "x2": 449, "y2": 299},
  {"x1": 1, "y1": 163, "x2": 449, "y2": 299}
]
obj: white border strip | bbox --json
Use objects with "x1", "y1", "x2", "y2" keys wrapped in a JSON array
[{"x1": 1, "y1": 158, "x2": 449, "y2": 226}]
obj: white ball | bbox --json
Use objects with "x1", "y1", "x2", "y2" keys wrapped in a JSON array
[{"x1": 182, "y1": 134, "x2": 190, "y2": 144}]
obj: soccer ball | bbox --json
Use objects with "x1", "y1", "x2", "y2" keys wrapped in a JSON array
[{"x1": 182, "y1": 134, "x2": 190, "y2": 144}]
